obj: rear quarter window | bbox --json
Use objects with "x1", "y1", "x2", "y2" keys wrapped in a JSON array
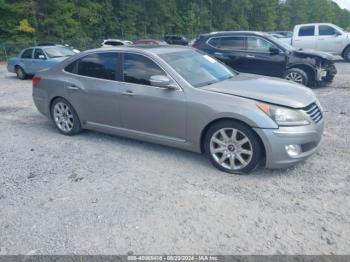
[{"x1": 21, "y1": 49, "x2": 33, "y2": 59}]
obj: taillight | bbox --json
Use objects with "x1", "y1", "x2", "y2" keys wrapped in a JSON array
[
  {"x1": 32, "y1": 76, "x2": 41, "y2": 87},
  {"x1": 192, "y1": 44, "x2": 198, "y2": 49}
]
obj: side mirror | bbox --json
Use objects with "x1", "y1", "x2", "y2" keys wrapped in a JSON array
[
  {"x1": 150, "y1": 75, "x2": 177, "y2": 89},
  {"x1": 335, "y1": 31, "x2": 342, "y2": 37},
  {"x1": 38, "y1": 55, "x2": 46, "y2": 59},
  {"x1": 269, "y1": 46, "x2": 280, "y2": 55}
]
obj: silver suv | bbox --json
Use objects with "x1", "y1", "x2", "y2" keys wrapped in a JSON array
[{"x1": 32, "y1": 46, "x2": 324, "y2": 174}]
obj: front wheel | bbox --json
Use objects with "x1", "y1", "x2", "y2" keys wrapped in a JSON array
[
  {"x1": 50, "y1": 98, "x2": 82, "y2": 136},
  {"x1": 204, "y1": 121, "x2": 263, "y2": 174},
  {"x1": 283, "y1": 68, "x2": 308, "y2": 86}
]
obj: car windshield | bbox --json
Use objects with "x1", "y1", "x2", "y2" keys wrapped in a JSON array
[
  {"x1": 44, "y1": 46, "x2": 75, "y2": 58},
  {"x1": 160, "y1": 50, "x2": 235, "y2": 87},
  {"x1": 267, "y1": 35, "x2": 295, "y2": 51}
]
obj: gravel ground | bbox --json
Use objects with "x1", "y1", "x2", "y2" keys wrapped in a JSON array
[{"x1": 0, "y1": 61, "x2": 350, "y2": 255}]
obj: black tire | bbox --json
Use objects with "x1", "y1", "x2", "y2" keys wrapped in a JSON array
[
  {"x1": 204, "y1": 120, "x2": 263, "y2": 174},
  {"x1": 50, "y1": 97, "x2": 82, "y2": 136},
  {"x1": 283, "y1": 68, "x2": 309, "y2": 86},
  {"x1": 343, "y1": 46, "x2": 350, "y2": 62},
  {"x1": 324, "y1": 75, "x2": 335, "y2": 83},
  {"x1": 15, "y1": 66, "x2": 27, "y2": 80}
]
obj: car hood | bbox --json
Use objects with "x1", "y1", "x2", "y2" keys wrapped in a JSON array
[
  {"x1": 292, "y1": 49, "x2": 335, "y2": 60},
  {"x1": 201, "y1": 74, "x2": 316, "y2": 108}
]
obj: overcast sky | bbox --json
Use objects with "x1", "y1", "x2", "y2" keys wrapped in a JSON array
[{"x1": 332, "y1": 0, "x2": 350, "y2": 10}]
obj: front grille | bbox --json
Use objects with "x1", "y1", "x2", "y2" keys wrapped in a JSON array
[{"x1": 303, "y1": 103, "x2": 323, "y2": 123}]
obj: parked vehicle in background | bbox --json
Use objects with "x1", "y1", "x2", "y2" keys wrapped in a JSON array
[
  {"x1": 270, "y1": 31, "x2": 293, "y2": 38},
  {"x1": 289, "y1": 23, "x2": 350, "y2": 61},
  {"x1": 7, "y1": 45, "x2": 77, "y2": 79},
  {"x1": 164, "y1": 35, "x2": 189, "y2": 45},
  {"x1": 37, "y1": 43, "x2": 80, "y2": 53},
  {"x1": 101, "y1": 39, "x2": 132, "y2": 47},
  {"x1": 133, "y1": 39, "x2": 168, "y2": 45},
  {"x1": 193, "y1": 31, "x2": 337, "y2": 86},
  {"x1": 269, "y1": 33, "x2": 292, "y2": 44},
  {"x1": 32, "y1": 46, "x2": 324, "y2": 174}
]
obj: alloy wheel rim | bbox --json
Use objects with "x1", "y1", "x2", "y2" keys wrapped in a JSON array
[
  {"x1": 285, "y1": 72, "x2": 303, "y2": 83},
  {"x1": 210, "y1": 128, "x2": 253, "y2": 170},
  {"x1": 53, "y1": 102, "x2": 74, "y2": 132}
]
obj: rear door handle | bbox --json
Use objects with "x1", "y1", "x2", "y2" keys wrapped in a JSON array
[
  {"x1": 121, "y1": 90, "x2": 134, "y2": 96},
  {"x1": 246, "y1": 55, "x2": 255, "y2": 58},
  {"x1": 214, "y1": 52, "x2": 224, "y2": 56}
]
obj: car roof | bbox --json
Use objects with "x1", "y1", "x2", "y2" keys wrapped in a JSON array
[
  {"x1": 89, "y1": 45, "x2": 191, "y2": 55},
  {"x1": 296, "y1": 23, "x2": 334, "y2": 27},
  {"x1": 25, "y1": 45, "x2": 65, "y2": 49},
  {"x1": 201, "y1": 31, "x2": 268, "y2": 38}
]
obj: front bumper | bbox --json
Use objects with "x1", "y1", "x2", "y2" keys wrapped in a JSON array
[
  {"x1": 254, "y1": 119, "x2": 324, "y2": 169},
  {"x1": 316, "y1": 63, "x2": 337, "y2": 82}
]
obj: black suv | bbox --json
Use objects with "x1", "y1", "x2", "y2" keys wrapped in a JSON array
[
  {"x1": 193, "y1": 31, "x2": 337, "y2": 86},
  {"x1": 164, "y1": 35, "x2": 189, "y2": 45}
]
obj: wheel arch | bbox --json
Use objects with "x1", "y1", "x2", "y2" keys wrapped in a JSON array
[
  {"x1": 199, "y1": 117, "x2": 266, "y2": 162},
  {"x1": 286, "y1": 63, "x2": 316, "y2": 82},
  {"x1": 342, "y1": 44, "x2": 350, "y2": 57}
]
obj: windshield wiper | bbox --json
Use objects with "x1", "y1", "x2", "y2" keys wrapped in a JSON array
[{"x1": 50, "y1": 55, "x2": 64, "y2": 58}]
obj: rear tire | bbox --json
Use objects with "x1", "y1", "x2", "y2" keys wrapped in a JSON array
[
  {"x1": 343, "y1": 47, "x2": 350, "y2": 62},
  {"x1": 283, "y1": 68, "x2": 308, "y2": 86},
  {"x1": 204, "y1": 120, "x2": 263, "y2": 174},
  {"x1": 50, "y1": 98, "x2": 82, "y2": 136},
  {"x1": 15, "y1": 66, "x2": 27, "y2": 80}
]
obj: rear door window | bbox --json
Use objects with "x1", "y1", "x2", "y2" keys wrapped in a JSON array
[
  {"x1": 76, "y1": 52, "x2": 119, "y2": 80},
  {"x1": 219, "y1": 37, "x2": 246, "y2": 50},
  {"x1": 122, "y1": 53, "x2": 166, "y2": 86},
  {"x1": 21, "y1": 49, "x2": 33, "y2": 59},
  {"x1": 298, "y1": 26, "x2": 315, "y2": 37}
]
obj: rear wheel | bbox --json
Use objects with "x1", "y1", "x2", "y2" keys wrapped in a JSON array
[
  {"x1": 343, "y1": 47, "x2": 350, "y2": 62},
  {"x1": 204, "y1": 120, "x2": 263, "y2": 174},
  {"x1": 283, "y1": 68, "x2": 308, "y2": 86},
  {"x1": 50, "y1": 98, "x2": 82, "y2": 135},
  {"x1": 15, "y1": 66, "x2": 27, "y2": 80}
]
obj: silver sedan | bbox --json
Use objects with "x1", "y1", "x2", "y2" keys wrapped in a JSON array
[{"x1": 32, "y1": 46, "x2": 324, "y2": 174}]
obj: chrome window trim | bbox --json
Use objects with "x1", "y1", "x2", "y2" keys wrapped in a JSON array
[
  {"x1": 206, "y1": 35, "x2": 283, "y2": 54},
  {"x1": 62, "y1": 50, "x2": 183, "y2": 92},
  {"x1": 206, "y1": 36, "x2": 246, "y2": 52}
]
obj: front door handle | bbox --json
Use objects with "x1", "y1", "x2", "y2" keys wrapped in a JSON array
[
  {"x1": 246, "y1": 55, "x2": 255, "y2": 58},
  {"x1": 121, "y1": 90, "x2": 134, "y2": 96},
  {"x1": 66, "y1": 85, "x2": 80, "y2": 91}
]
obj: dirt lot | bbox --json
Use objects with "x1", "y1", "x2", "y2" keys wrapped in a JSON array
[{"x1": 0, "y1": 61, "x2": 349, "y2": 255}]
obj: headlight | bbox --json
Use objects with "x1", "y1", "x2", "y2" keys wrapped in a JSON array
[{"x1": 257, "y1": 103, "x2": 310, "y2": 126}]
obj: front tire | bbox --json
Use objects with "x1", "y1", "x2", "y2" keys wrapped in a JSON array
[
  {"x1": 50, "y1": 98, "x2": 82, "y2": 136},
  {"x1": 343, "y1": 47, "x2": 350, "y2": 62},
  {"x1": 15, "y1": 66, "x2": 27, "y2": 80},
  {"x1": 283, "y1": 68, "x2": 308, "y2": 86},
  {"x1": 204, "y1": 120, "x2": 263, "y2": 174}
]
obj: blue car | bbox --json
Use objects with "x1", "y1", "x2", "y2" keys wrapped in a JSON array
[{"x1": 7, "y1": 45, "x2": 78, "y2": 79}]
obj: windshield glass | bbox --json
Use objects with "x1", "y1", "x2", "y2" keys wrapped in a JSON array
[
  {"x1": 44, "y1": 46, "x2": 75, "y2": 58},
  {"x1": 267, "y1": 35, "x2": 295, "y2": 51},
  {"x1": 160, "y1": 50, "x2": 235, "y2": 87}
]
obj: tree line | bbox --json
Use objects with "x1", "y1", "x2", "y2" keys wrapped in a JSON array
[{"x1": 0, "y1": 0, "x2": 350, "y2": 50}]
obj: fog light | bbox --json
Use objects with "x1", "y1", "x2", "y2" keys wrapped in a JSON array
[{"x1": 285, "y1": 144, "x2": 302, "y2": 157}]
